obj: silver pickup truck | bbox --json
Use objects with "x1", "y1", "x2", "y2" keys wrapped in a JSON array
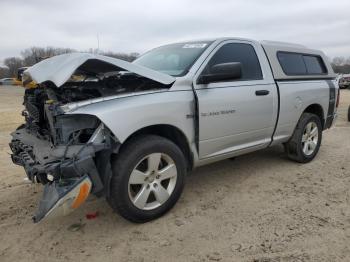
[{"x1": 10, "y1": 37, "x2": 339, "y2": 223}]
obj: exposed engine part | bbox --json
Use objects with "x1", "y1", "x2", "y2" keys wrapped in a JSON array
[
  {"x1": 9, "y1": 119, "x2": 118, "y2": 204},
  {"x1": 55, "y1": 114, "x2": 100, "y2": 144},
  {"x1": 22, "y1": 88, "x2": 51, "y2": 138},
  {"x1": 25, "y1": 94, "x2": 41, "y2": 122},
  {"x1": 43, "y1": 72, "x2": 169, "y2": 104},
  {"x1": 20, "y1": 72, "x2": 169, "y2": 143}
]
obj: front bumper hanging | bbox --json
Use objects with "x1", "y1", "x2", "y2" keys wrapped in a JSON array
[{"x1": 9, "y1": 126, "x2": 111, "y2": 223}]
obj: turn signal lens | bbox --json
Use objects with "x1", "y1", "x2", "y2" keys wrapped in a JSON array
[{"x1": 71, "y1": 182, "x2": 91, "y2": 209}]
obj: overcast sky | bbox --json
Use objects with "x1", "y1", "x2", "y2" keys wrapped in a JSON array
[{"x1": 1, "y1": 0, "x2": 349, "y2": 64}]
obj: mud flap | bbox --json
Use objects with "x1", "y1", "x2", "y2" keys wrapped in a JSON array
[{"x1": 33, "y1": 175, "x2": 92, "y2": 223}]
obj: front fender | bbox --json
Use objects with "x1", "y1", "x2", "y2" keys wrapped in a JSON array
[{"x1": 65, "y1": 91, "x2": 195, "y2": 144}]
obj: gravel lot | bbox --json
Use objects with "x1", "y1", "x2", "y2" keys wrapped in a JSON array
[{"x1": 0, "y1": 85, "x2": 349, "y2": 262}]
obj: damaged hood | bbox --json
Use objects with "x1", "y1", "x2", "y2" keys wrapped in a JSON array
[{"x1": 23, "y1": 53, "x2": 176, "y2": 87}]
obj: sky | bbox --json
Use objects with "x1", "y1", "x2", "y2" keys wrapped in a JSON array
[{"x1": 0, "y1": 0, "x2": 349, "y2": 65}]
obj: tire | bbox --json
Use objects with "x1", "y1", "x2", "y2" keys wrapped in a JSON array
[
  {"x1": 285, "y1": 113, "x2": 322, "y2": 163},
  {"x1": 348, "y1": 106, "x2": 350, "y2": 122},
  {"x1": 108, "y1": 135, "x2": 186, "y2": 223}
]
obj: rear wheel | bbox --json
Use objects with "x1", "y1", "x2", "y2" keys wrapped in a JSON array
[
  {"x1": 348, "y1": 106, "x2": 350, "y2": 122},
  {"x1": 285, "y1": 113, "x2": 322, "y2": 163},
  {"x1": 108, "y1": 135, "x2": 186, "y2": 223}
]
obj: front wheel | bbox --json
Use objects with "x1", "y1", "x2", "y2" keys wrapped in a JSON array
[
  {"x1": 285, "y1": 113, "x2": 322, "y2": 163},
  {"x1": 108, "y1": 135, "x2": 186, "y2": 223}
]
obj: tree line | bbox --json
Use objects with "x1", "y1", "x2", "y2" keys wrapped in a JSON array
[
  {"x1": 0, "y1": 46, "x2": 139, "y2": 79},
  {"x1": 331, "y1": 57, "x2": 350, "y2": 74}
]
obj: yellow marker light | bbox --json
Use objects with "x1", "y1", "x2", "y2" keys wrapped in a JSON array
[
  {"x1": 35, "y1": 176, "x2": 92, "y2": 222},
  {"x1": 71, "y1": 182, "x2": 91, "y2": 209}
]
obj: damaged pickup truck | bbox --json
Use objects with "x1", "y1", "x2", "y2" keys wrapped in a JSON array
[{"x1": 10, "y1": 38, "x2": 339, "y2": 223}]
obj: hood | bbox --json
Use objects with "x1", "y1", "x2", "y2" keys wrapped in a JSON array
[{"x1": 23, "y1": 53, "x2": 175, "y2": 87}]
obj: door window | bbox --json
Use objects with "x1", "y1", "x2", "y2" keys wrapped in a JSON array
[{"x1": 204, "y1": 43, "x2": 263, "y2": 81}]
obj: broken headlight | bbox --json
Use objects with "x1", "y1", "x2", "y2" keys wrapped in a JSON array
[{"x1": 55, "y1": 114, "x2": 100, "y2": 145}]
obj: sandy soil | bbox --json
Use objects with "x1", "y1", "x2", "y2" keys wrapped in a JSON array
[{"x1": 0, "y1": 85, "x2": 349, "y2": 262}]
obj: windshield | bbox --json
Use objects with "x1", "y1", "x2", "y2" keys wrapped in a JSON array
[{"x1": 133, "y1": 41, "x2": 212, "y2": 76}]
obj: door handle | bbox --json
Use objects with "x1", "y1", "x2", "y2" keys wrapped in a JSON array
[{"x1": 255, "y1": 90, "x2": 270, "y2": 96}]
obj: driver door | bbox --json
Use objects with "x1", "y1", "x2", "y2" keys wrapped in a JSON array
[{"x1": 194, "y1": 41, "x2": 277, "y2": 159}]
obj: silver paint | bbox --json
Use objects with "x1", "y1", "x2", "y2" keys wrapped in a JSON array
[{"x1": 55, "y1": 38, "x2": 338, "y2": 168}]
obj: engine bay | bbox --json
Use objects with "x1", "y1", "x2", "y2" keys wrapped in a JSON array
[
  {"x1": 22, "y1": 72, "x2": 170, "y2": 141},
  {"x1": 42, "y1": 72, "x2": 169, "y2": 103}
]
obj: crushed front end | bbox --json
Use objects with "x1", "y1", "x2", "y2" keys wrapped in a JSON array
[
  {"x1": 9, "y1": 87, "x2": 119, "y2": 222},
  {"x1": 8, "y1": 52, "x2": 174, "y2": 223}
]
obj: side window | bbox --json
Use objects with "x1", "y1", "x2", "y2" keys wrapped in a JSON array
[
  {"x1": 303, "y1": 55, "x2": 327, "y2": 74},
  {"x1": 205, "y1": 43, "x2": 263, "y2": 81},
  {"x1": 277, "y1": 52, "x2": 327, "y2": 75},
  {"x1": 277, "y1": 53, "x2": 306, "y2": 75}
]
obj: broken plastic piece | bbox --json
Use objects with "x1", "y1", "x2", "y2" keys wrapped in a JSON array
[{"x1": 33, "y1": 175, "x2": 92, "y2": 223}]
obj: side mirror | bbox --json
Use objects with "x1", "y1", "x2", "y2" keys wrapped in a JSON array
[{"x1": 197, "y1": 62, "x2": 242, "y2": 84}]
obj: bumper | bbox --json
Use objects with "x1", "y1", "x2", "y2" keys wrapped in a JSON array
[{"x1": 9, "y1": 127, "x2": 106, "y2": 222}]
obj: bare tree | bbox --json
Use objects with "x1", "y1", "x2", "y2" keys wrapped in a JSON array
[
  {"x1": 0, "y1": 67, "x2": 9, "y2": 79},
  {"x1": 21, "y1": 46, "x2": 76, "y2": 66},
  {"x1": 332, "y1": 57, "x2": 346, "y2": 66},
  {"x1": 331, "y1": 56, "x2": 350, "y2": 74},
  {"x1": 1, "y1": 46, "x2": 139, "y2": 79},
  {"x1": 346, "y1": 57, "x2": 350, "y2": 65},
  {"x1": 95, "y1": 51, "x2": 139, "y2": 62},
  {"x1": 102, "y1": 51, "x2": 139, "y2": 62},
  {"x1": 4, "y1": 57, "x2": 23, "y2": 77}
]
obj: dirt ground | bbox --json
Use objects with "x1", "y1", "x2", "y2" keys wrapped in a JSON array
[{"x1": 0, "y1": 85, "x2": 349, "y2": 262}]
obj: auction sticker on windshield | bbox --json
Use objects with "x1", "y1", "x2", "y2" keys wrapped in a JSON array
[{"x1": 182, "y1": 43, "x2": 207, "y2": 48}]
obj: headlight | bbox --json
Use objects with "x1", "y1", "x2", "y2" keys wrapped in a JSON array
[
  {"x1": 33, "y1": 175, "x2": 92, "y2": 223},
  {"x1": 55, "y1": 114, "x2": 100, "y2": 144}
]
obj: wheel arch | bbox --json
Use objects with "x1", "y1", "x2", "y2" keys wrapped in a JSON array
[
  {"x1": 119, "y1": 124, "x2": 194, "y2": 171},
  {"x1": 303, "y1": 103, "x2": 325, "y2": 129}
]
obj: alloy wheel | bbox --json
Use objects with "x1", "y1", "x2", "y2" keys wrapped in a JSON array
[
  {"x1": 301, "y1": 122, "x2": 319, "y2": 156},
  {"x1": 128, "y1": 153, "x2": 178, "y2": 210}
]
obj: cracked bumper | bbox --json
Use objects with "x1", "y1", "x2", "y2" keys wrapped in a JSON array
[{"x1": 9, "y1": 127, "x2": 106, "y2": 223}]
